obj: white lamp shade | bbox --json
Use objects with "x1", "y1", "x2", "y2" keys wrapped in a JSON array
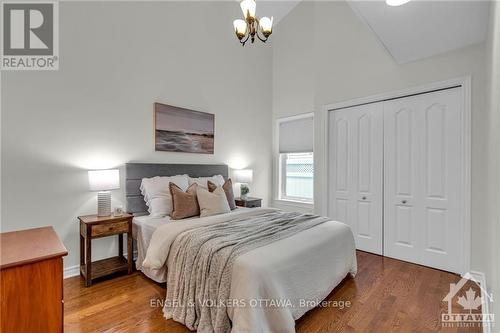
[
  {"x1": 240, "y1": 0, "x2": 256, "y2": 21},
  {"x1": 233, "y1": 169, "x2": 253, "y2": 183},
  {"x1": 233, "y1": 19, "x2": 247, "y2": 37},
  {"x1": 88, "y1": 169, "x2": 120, "y2": 191},
  {"x1": 259, "y1": 16, "x2": 273, "y2": 34}
]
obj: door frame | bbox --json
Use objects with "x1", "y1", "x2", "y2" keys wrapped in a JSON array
[{"x1": 322, "y1": 76, "x2": 471, "y2": 274}]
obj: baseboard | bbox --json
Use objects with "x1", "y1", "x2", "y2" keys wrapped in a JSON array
[
  {"x1": 64, "y1": 265, "x2": 80, "y2": 279},
  {"x1": 468, "y1": 270, "x2": 487, "y2": 284},
  {"x1": 465, "y1": 271, "x2": 492, "y2": 333}
]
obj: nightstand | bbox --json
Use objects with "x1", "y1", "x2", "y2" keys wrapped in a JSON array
[
  {"x1": 235, "y1": 197, "x2": 262, "y2": 208},
  {"x1": 78, "y1": 213, "x2": 133, "y2": 287}
]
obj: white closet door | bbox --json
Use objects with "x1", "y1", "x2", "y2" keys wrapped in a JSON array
[
  {"x1": 384, "y1": 88, "x2": 463, "y2": 273},
  {"x1": 383, "y1": 96, "x2": 421, "y2": 261},
  {"x1": 329, "y1": 103, "x2": 383, "y2": 254}
]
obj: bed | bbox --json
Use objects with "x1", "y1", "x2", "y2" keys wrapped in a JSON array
[{"x1": 126, "y1": 163, "x2": 357, "y2": 333}]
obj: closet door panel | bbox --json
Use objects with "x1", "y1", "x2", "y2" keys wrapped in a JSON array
[
  {"x1": 329, "y1": 114, "x2": 350, "y2": 223},
  {"x1": 384, "y1": 88, "x2": 463, "y2": 273},
  {"x1": 383, "y1": 97, "x2": 421, "y2": 261},
  {"x1": 395, "y1": 205, "x2": 413, "y2": 246},
  {"x1": 395, "y1": 108, "x2": 413, "y2": 197},
  {"x1": 335, "y1": 198, "x2": 348, "y2": 223},
  {"x1": 329, "y1": 104, "x2": 383, "y2": 255},
  {"x1": 357, "y1": 113, "x2": 372, "y2": 193},
  {"x1": 335, "y1": 117, "x2": 349, "y2": 194},
  {"x1": 423, "y1": 101, "x2": 449, "y2": 256},
  {"x1": 419, "y1": 88, "x2": 462, "y2": 272},
  {"x1": 351, "y1": 104, "x2": 383, "y2": 254}
]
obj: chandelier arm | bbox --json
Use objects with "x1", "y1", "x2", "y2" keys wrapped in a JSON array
[
  {"x1": 256, "y1": 28, "x2": 268, "y2": 42},
  {"x1": 240, "y1": 33, "x2": 250, "y2": 46}
]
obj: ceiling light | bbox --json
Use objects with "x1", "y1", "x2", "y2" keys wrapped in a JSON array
[
  {"x1": 386, "y1": 0, "x2": 411, "y2": 6},
  {"x1": 233, "y1": 0, "x2": 273, "y2": 46}
]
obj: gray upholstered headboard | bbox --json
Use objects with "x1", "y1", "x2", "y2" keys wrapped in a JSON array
[{"x1": 125, "y1": 163, "x2": 229, "y2": 215}]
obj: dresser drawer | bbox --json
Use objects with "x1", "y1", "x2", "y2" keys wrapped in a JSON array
[{"x1": 91, "y1": 221, "x2": 129, "y2": 237}]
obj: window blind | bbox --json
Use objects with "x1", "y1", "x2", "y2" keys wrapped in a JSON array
[{"x1": 279, "y1": 116, "x2": 314, "y2": 153}]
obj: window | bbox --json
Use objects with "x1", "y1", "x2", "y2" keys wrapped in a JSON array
[
  {"x1": 276, "y1": 114, "x2": 314, "y2": 203},
  {"x1": 280, "y1": 152, "x2": 314, "y2": 202}
]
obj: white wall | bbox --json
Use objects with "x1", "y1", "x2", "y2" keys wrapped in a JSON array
[
  {"x1": 485, "y1": 0, "x2": 500, "y2": 323},
  {"x1": 271, "y1": 3, "x2": 315, "y2": 213},
  {"x1": 272, "y1": 1, "x2": 490, "y2": 274},
  {"x1": 1, "y1": 1, "x2": 273, "y2": 272}
]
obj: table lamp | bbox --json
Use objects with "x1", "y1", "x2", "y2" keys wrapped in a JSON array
[{"x1": 88, "y1": 169, "x2": 120, "y2": 216}]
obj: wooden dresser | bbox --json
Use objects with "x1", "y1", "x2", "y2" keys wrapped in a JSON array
[{"x1": 0, "y1": 226, "x2": 68, "y2": 333}]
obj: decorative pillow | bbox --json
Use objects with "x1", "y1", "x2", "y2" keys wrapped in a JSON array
[
  {"x1": 207, "y1": 179, "x2": 236, "y2": 210},
  {"x1": 188, "y1": 175, "x2": 225, "y2": 189},
  {"x1": 140, "y1": 175, "x2": 189, "y2": 217},
  {"x1": 169, "y1": 183, "x2": 200, "y2": 220},
  {"x1": 196, "y1": 186, "x2": 231, "y2": 217}
]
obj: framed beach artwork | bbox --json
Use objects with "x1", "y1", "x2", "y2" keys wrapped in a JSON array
[{"x1": 154, "y1": 103, "x2": 215, "y2": 154}]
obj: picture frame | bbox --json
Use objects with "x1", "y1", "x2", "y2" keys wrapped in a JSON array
[{"x1": 154, "y1": 102, "x2": 215, "y2": 154}]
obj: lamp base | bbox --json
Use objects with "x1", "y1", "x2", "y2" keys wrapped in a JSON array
[{"x1": 97, "y1": 191, "x2": 111, "y2": 217}]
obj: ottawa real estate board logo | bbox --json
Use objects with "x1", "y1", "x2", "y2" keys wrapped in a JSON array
[
  {"x1": 1, "y1": 1, "x2": 59, "y2": 70},
  {"x1": 442, "y1": 272, "x2": 495, "y2": 329}
]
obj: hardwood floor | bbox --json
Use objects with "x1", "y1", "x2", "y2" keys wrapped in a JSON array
[{"x1": 64, "y1": 251, "x2": 481, "y2": 332}]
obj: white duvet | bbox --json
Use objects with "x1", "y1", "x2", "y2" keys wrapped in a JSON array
[{"x1": 142, "y1": 208, "x2": 357, "y2": 333}]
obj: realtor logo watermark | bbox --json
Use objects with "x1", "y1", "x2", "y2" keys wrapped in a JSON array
[
  {"x1": 442, "y1": 272, "x2": 495, "y2": 329},
  {"x1": 1, "y1": 1, "x2": 59, "y2": 70}
]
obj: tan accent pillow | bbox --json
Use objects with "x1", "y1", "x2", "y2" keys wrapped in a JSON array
[
  {"x1": 197, "y1": 186, "x2": 231, "y2": 217},
  {"x1": 207, "y1": 179, "x2": 236, "y2": 210},
  {"x1": 169, "y1": 182, "x2": 200, "y2": 220}
]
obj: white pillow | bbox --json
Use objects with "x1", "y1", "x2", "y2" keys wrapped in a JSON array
[
  {"x1": 197, "y1": 186, "x2": 231, "y2": 217},
  {"x1": 188, "y1": 175, "x2": 225, "y2": 189},
  {"x1": 140, "y1": 175, "x2": 189, "y2": 217}
]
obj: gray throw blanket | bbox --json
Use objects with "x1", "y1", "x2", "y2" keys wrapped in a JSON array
[{"x1": 163, "y1": 210, "x2": 330, "y2": 333}]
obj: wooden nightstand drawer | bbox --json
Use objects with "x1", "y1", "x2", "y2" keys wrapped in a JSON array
[{"x1": 91, "y1": 220, "x2": 129, "y2": 237}]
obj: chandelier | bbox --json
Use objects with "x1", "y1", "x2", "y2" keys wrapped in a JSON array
[{"x1": 233, "y1": 0, "x2": 274, "y2": 46}]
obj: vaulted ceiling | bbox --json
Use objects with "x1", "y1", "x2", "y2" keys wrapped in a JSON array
[
  {"x1": 257, "y1": 0, "x2": 490, "y2": 63},
  {"x1": 347, "y1": 0, "x2": 491, "y2": 63}
]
